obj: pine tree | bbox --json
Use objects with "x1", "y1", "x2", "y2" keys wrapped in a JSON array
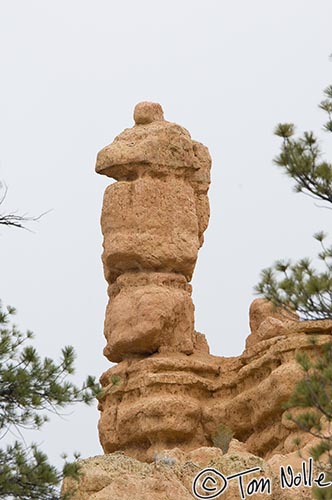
[
  {"x1": 0, "y1": 185, "x2": 101, "y2": 498},
  {"x1": 0, "y1": 302, "x2": 101, "y2": 499},
  {"x1": 256, "y1": 81, "x2": 332, "y2": 499},
  {"x1": 255, "y1": 85, "x2": 332, "y2": 320}
]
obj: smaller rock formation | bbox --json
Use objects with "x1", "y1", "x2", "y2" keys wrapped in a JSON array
[{"x1": 246, "y1": 298, "x2": 299, "y2": 347}]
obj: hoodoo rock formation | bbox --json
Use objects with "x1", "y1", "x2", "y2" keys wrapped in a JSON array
[
  {"x1": 62, "y1": 103, "x2": 332, "y2": 499},
  {"x1": 95, "y1": 102, "x2": 214, "y2": 460}
]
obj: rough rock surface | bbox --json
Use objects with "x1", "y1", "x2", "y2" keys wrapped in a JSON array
[
  {"x1": 103, "y1": 273, "x2": 195, "y2": 362},
  {"x1": 62, "y1": 442, "x2": 317, "y2": 499},
  {"x1": 78, "y1": 103, "x2": 332, "y2": 498},
  {"x1": 96, "y1": 102, "x2": 211, "y2": 369},
  {"x1": 98, "y1": 304, "x2": 332, "y2": 462}
]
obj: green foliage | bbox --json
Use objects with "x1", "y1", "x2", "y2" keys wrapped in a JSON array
[
  {"x1": 211, "y1": 423, "x2": 234, "y2": 454},
  {"x1": 255, "y1": 233, "x2": 332, "y2": 319},
  {"x1": 285, "y1": 342, "x2": 332, "y2": 424},
  {"x1": 0, "y1": 302, "x2": 101, "y2": 499},
  {"x1": 0, "y1": 442, "x2": 80, "y2": 500},
  {"x1": 110, "y1": 374, "x2": 121, "y2": 386},
  {"x1": 284, "y1": 341, "x2": 332, "y2": 499},
  {"x1": 313, "y1": 484, "x2": 332, "y2": 500},
  {"x1": 256, "y1": 84, "x2": 332, "y2": 320},
  {"x1": 273, "y1": 85, "x2": 332, "y2": 203}
]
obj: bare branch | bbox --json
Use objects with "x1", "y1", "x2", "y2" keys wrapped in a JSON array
[{"x1": 0, "y1": 183, "x2": 51, "y2": 230}]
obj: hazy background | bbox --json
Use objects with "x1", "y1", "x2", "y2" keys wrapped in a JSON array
[{"x1": 1, "y1": 0, "x2": 331, "y2": 467}]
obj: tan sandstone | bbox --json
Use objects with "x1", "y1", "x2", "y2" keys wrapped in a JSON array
[
  {"x1": 103, "y1": 273, "x2": 195, "y2": 362},
  {"x1": 62, "y1": 443, "x2": 319, "y2": 499},
  {"x1": 62, "y1": 103, "x2": 332, "y2": 499}
]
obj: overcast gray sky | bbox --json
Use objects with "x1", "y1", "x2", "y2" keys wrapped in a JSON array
[{"x1": 1, "y1": 0, "x2": 331, "y2": 467}]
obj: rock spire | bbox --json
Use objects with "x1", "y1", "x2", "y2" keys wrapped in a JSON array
[{"x1": 95, "y1": 102, "x2": 211, "y2": 363}]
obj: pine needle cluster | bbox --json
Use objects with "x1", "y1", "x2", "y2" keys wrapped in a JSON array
[
  {"x1": 256, "y1": 85, "x2": 332, "y2": 320},
  {"x1": 0, "y1": 303, "x2": 101, "y2": 499}
]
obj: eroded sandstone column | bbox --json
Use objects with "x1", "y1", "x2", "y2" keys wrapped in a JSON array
[
  {"x1": 95, "y1": 103, "x2": 213, "y2": 460},
  {"x1": 96, "y1": 102, "x2": 211, "y2": 363}
]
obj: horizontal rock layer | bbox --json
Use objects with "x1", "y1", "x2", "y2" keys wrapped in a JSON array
[{"x1": 98, "y1": 299, "x2": 332, "y2": 462}]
